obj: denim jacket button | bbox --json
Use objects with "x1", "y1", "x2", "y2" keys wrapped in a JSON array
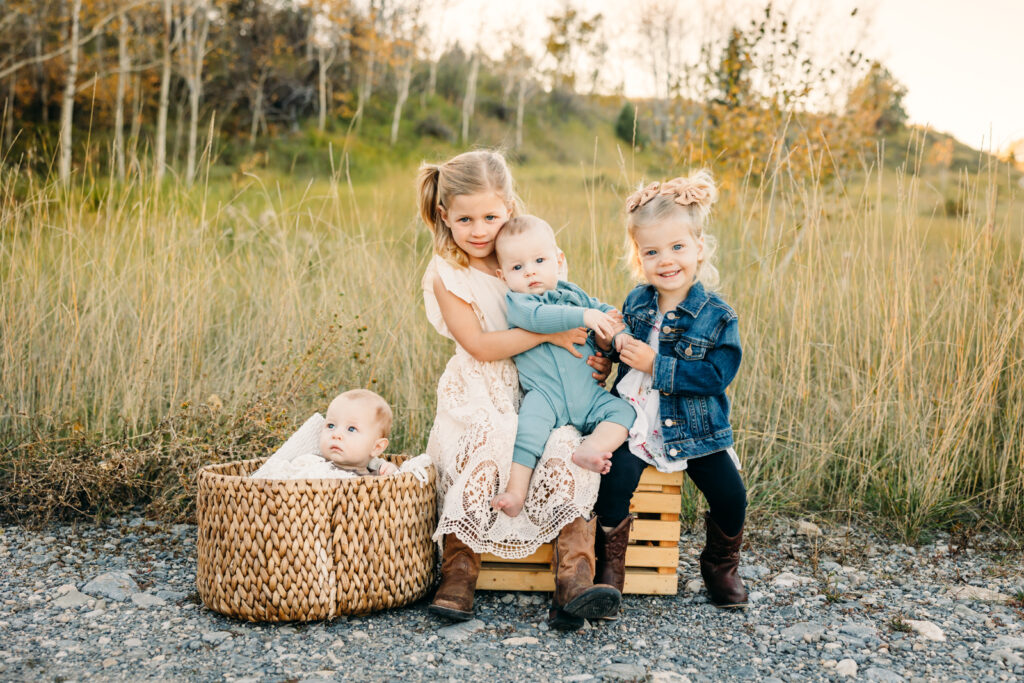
[
  {"x1": 662, "y1": 326, "x2": 671, "y2": 334},
  {"x1": 663, "y1": 419, "x2": 674, "y2": 427},
  {"x1": 647, "y1": 309, "x2": 655, "y2": 316},
  {"x1": 669, "y1": 448, "x2": 679, "y2": 456},
  {"x1": 666, "y1": 311, "x2": 676, "y2": 320}
]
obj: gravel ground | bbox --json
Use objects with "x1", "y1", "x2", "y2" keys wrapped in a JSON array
[{"x1": 1, "y1": 516, "x2": 1022, "y2": 682}]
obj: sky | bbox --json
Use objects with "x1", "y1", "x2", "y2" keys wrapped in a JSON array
[{"x1": 433, "y1": 0, "x2": 1022, "y2": 153}]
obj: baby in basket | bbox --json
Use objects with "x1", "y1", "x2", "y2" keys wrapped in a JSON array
[{"x1": 251, "y1": 389, "x2": 399, "y2": 480}]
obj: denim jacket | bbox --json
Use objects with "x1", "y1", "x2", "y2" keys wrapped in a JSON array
[{"x1": 607, "y1": 281, "x2": 741, "y2": 461}]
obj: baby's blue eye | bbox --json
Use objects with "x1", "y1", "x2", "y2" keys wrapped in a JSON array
[
  {"x1": 347, "y1": 426, "x2": 358, "y2": 433},
  {"x1": 326, "y1": 423, "x2": 335, "y2": 430},
  {"x1": 535, "y1": 257, "x2": 545, "y2": 264},
  {"x1": 486, "y1": 215, "x2": 497, "y2": 220},
  {"x1": 673, "y1": 244, "x2": 684, "y2": 251},
  {"x1": 644, "y1": 249, "x2": 657, "y2": 257},
  {"x1": 512, "y1": 264, "x2": 522, "y2": 271}
]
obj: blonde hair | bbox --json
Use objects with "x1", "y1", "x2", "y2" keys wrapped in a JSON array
[
  {"x1": 494, "y1": 215, "x2": 557, "y2": 261},
  {"x1": 337, "y1": 389, "x2": 393, "y2": 439},
  {"x1": 416, "y1": 150, "x2": 523, "y2": 267},
  {"x1": 624, "y1": 169, "x2": 721, "y2": 290}
]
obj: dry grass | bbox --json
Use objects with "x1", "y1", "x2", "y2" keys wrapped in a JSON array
[{"x1": 1, "y1": 139, "x2": 1022, "y2": 539}]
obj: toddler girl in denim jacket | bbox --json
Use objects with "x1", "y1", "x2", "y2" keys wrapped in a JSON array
[{"x1": 594, "y1": 170, "x2": 750, "y2": 612}]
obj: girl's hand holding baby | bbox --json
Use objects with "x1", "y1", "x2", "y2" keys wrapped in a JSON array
[
  {"x1": 378, "y1": 461, "x2": 398, "y2": 476},
  {"x1": 546, "y1": 327, "x2": 589, "y2": 358},
  {"x1": 618, "y1": 337, "x2": 656, "y2": 374}
]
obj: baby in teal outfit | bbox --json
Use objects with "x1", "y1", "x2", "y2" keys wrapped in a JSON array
[{"x1": 491, "y1": 216, "x2": 636, "y2": 517}]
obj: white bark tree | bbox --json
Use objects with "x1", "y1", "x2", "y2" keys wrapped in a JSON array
[
  {"x1": 389, "y1": 2, "x2": 422, "y2": 146},
  {"x1": 178, "y1": 0, "x2": 211, "y2": 186},
  {"x1": 58, "y1": 0, "x2": 82, "y2": 186},
  {"x1": 460, "y1": 50, "x2": 478, "y2": 144},
  {"x1": 113, "y1": 6, "x2": 130, "y2": 181},
  {"x1": 154, "y1": 0, "x2": 173, "y2": 183}
]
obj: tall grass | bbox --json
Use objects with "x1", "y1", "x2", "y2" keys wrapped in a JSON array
[{"x1": 1, "y1": 139, "x2": 1022, "y2": 539}]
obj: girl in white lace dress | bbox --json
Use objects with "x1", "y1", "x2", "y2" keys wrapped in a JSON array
[{"x1": 417, "y1": 150, "x2": 619, "y2": 629}]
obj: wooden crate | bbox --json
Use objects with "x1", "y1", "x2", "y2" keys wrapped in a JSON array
[{"x1": 477, "y1": 467, "x2": 683, "y2": 595}]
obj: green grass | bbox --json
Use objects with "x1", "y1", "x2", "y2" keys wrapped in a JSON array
[{"x1": 1, "y1": 111, "x2": 1023, "y2": 540}]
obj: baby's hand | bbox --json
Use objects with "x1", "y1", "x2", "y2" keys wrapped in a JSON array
[
  {"x1": 378, "y1": 461, "x2": 398, "y2": 476},
  {"x1": 613, "y1": 331, "x2": 630, "y2": 353},
  {"x1": 582, "y1": 309, "x2": 619, "y2": 340}
]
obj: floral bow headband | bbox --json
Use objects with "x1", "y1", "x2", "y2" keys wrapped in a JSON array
[{"x1": 625, "y1": 176, "x2": 713, "y2": 213}]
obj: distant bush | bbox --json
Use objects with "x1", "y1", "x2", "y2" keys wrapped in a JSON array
[
  {"x1": 414, "y1": 115, "x2": 455, "y2": 142},
  {"x1": 479, "y1": 97, "x2": 513, "y2": 122},
  {"x1": 615, "y1": 102, "x2": 647, "y2": 147}
]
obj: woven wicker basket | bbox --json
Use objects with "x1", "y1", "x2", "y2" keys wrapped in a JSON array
[{"x1": 196, "y1": 455, "x2": 437, "y2": 622}]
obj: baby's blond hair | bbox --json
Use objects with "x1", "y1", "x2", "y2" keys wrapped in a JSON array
[
  {"x1": 624, "y1": 169, "x2": 721, "y2": 289},
  {"x1": 337, "y1": 389, "x2": 393, "y2": 439},
  {"x1": 416, "y1": 150, "x2": 523, "y2": 267},
  {"x1": 494, "y1": 215, "x2": 557, "y2": 259}
]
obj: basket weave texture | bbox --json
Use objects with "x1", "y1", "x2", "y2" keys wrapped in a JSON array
[{"x1": 196, "y1": 455, "x2": 437, "y2": 621}]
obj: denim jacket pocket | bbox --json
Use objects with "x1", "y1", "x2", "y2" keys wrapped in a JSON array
[{"x1": 674, "y1": 336, "x2": 710, "y2": 361}]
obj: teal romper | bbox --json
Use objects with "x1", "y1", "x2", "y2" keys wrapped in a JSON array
[{"x1": 507, "y1": 281, "x2": 636, "y2": 468}]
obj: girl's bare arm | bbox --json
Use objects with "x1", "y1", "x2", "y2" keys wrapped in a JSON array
[{"x1": 433, "y1": 276, "x2": 586, "y2": 362}]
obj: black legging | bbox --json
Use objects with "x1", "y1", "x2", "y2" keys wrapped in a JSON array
[{"x1": 593, "y1": 445, "x2": 747, "y2": 537}]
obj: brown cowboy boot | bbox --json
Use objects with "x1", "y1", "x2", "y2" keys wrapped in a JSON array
[
  {"x1": 699, "y1": 511, "x2": 749, "y2": 608},
  {"x1": 428, "y1": 533, "x2": 481, "y2": 621},
  {"x1": 547, "y1": 517, "x2": 621, "y2": 629},
  {"x1": 594, "y1": 516, "x2": 633, "y2": 619}
]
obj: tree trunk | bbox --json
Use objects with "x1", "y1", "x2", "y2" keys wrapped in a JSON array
[
  {"x1": 353, "y1": 46, "x2": 375, "y2": 133},
  {"x1": 515, "y1": 75, "x2": 526, "y2": 150},
  {"x1": 390, "y1": 58, "x2": 412, "y2": 146},
  {"x1": 460, "y1": 52, "x2": 478, "y2": 144},
  {"x1": 317, "y1": 47, "x2": 334, "y2": 132},
  {"x1": 250, "y1": 69, "x2": 266, "y2": 142},
  {"x1": 58, "y1": 0, "x2": 82, "y2": 186},
  {"x1": 155, "y1": 0, "x2": 172, "y2": 183},
  {"x1": 113, "y1": 8, "x2": 129, "y2": 181},
  {"x1": 35, "y1": 30, "x2": 49, "y2": 125},
  {"x1": 184, "y1": 5, "x2": 209, "y2": 186}
]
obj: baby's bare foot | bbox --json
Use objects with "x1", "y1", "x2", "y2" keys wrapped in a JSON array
[
  {"x1": 491, "y1": 492, "x2": 525, "y2": 517},
  {"x1": 572, "y1": 447, "x2": 612, "y2": 474}
]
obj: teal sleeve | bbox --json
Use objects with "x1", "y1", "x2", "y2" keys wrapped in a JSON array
[{"x1": 506, "y1": 293, "x2": 586, "y2": 333}]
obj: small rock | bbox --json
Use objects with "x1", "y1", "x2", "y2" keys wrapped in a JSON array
[
  {"x1": 650, "y1": 672, "x2": 690, "y2": 683},
  {"x1": 350, "y1": 630, "x2": 369, "y2": 640},
  {"x1": 992, "y1": 649, "x2": 1024, "y2": 666},
  {"x1": 863, "y1": 666, "x2": 904, "y2": 682},
  {"x1": 201, "y1": 631, "x2": 231, "y2": 645},
  {"x1": 438, "y1": 619, "x2": 484, "y2": 642},
  {"x1": 772, "y1": 572, "x2": 811, "y2": 588},
  {"x1": 131, "y1": 593, "x2": 166, "y2": 608},
  {"x1": 739, "y1": 565, "x2": 769, "y2": 580},
  {"x1": 563, "y1": 676, "x2": 595, "y2": 682},
  {"x1": 599, "y1": 663, "x2": 647, "y2": 681},
  {"x1": 994, "y1": 635, "x2": 1024, "y2": 650},
  {"x1": 124, "y1": 638, "x2": 143, "y2": 648},
  {"x1": 501, "y1": 636, "x2": 539, "y2": 646},
  {"x1": 684, "y1": 579, "x2": 703, "y2": 594},
  {"x1": 836, "y1": 658, "x2": 858, "y2": 678},
  {"x1": 840, "y1": 623, "x2": 878, "y2": 638},
  {"x1": 102, "y1": 658, "x2": 117, "y2": 668},
  {"x1": 947, "y1": 585, "x2": 1011, "y2": 603},
  {"x1": 797, "y1": 520, "x2": 822, "y2": 537},
  {"x1": 781, "y1": 622, "x2": 826, "y2": 643},
  {"x1": 906, "y1": 619, "x2": 945, "y2": 642},
  {"x1": 154, "y1": 590, "x2": 188, "y2": 603},
  {"x1": 81, "y1": 572, "x2": 139, "y2": 602},
  {"x1": 53, "y1": 588, "x2": 90, "y2": 609}
]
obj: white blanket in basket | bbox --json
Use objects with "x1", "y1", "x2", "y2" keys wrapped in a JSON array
[{"x1": 250, "y1": 413, "x2": 431, "y2": 483}]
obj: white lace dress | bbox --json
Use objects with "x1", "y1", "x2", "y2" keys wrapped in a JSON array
[{"x1": 422, "y1": 255, "x2": 601, "y2": 559}]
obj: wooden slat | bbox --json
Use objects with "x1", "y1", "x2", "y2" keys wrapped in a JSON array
[
  {"x1": 628, "y1": 492, "x2": 682, "y2": 514},
  {"x1": 630, "y1": 518, "x2": 681, "y2": 541},
  {"x1": 477, "y1": 565, "x2": 678, "y2": 595},
  {"x1": 638, "y1": 468, "x2": 685, "y2": 487},
  {"x1": 482, "y1": 544, "x2": 677, "y2": 568}
]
